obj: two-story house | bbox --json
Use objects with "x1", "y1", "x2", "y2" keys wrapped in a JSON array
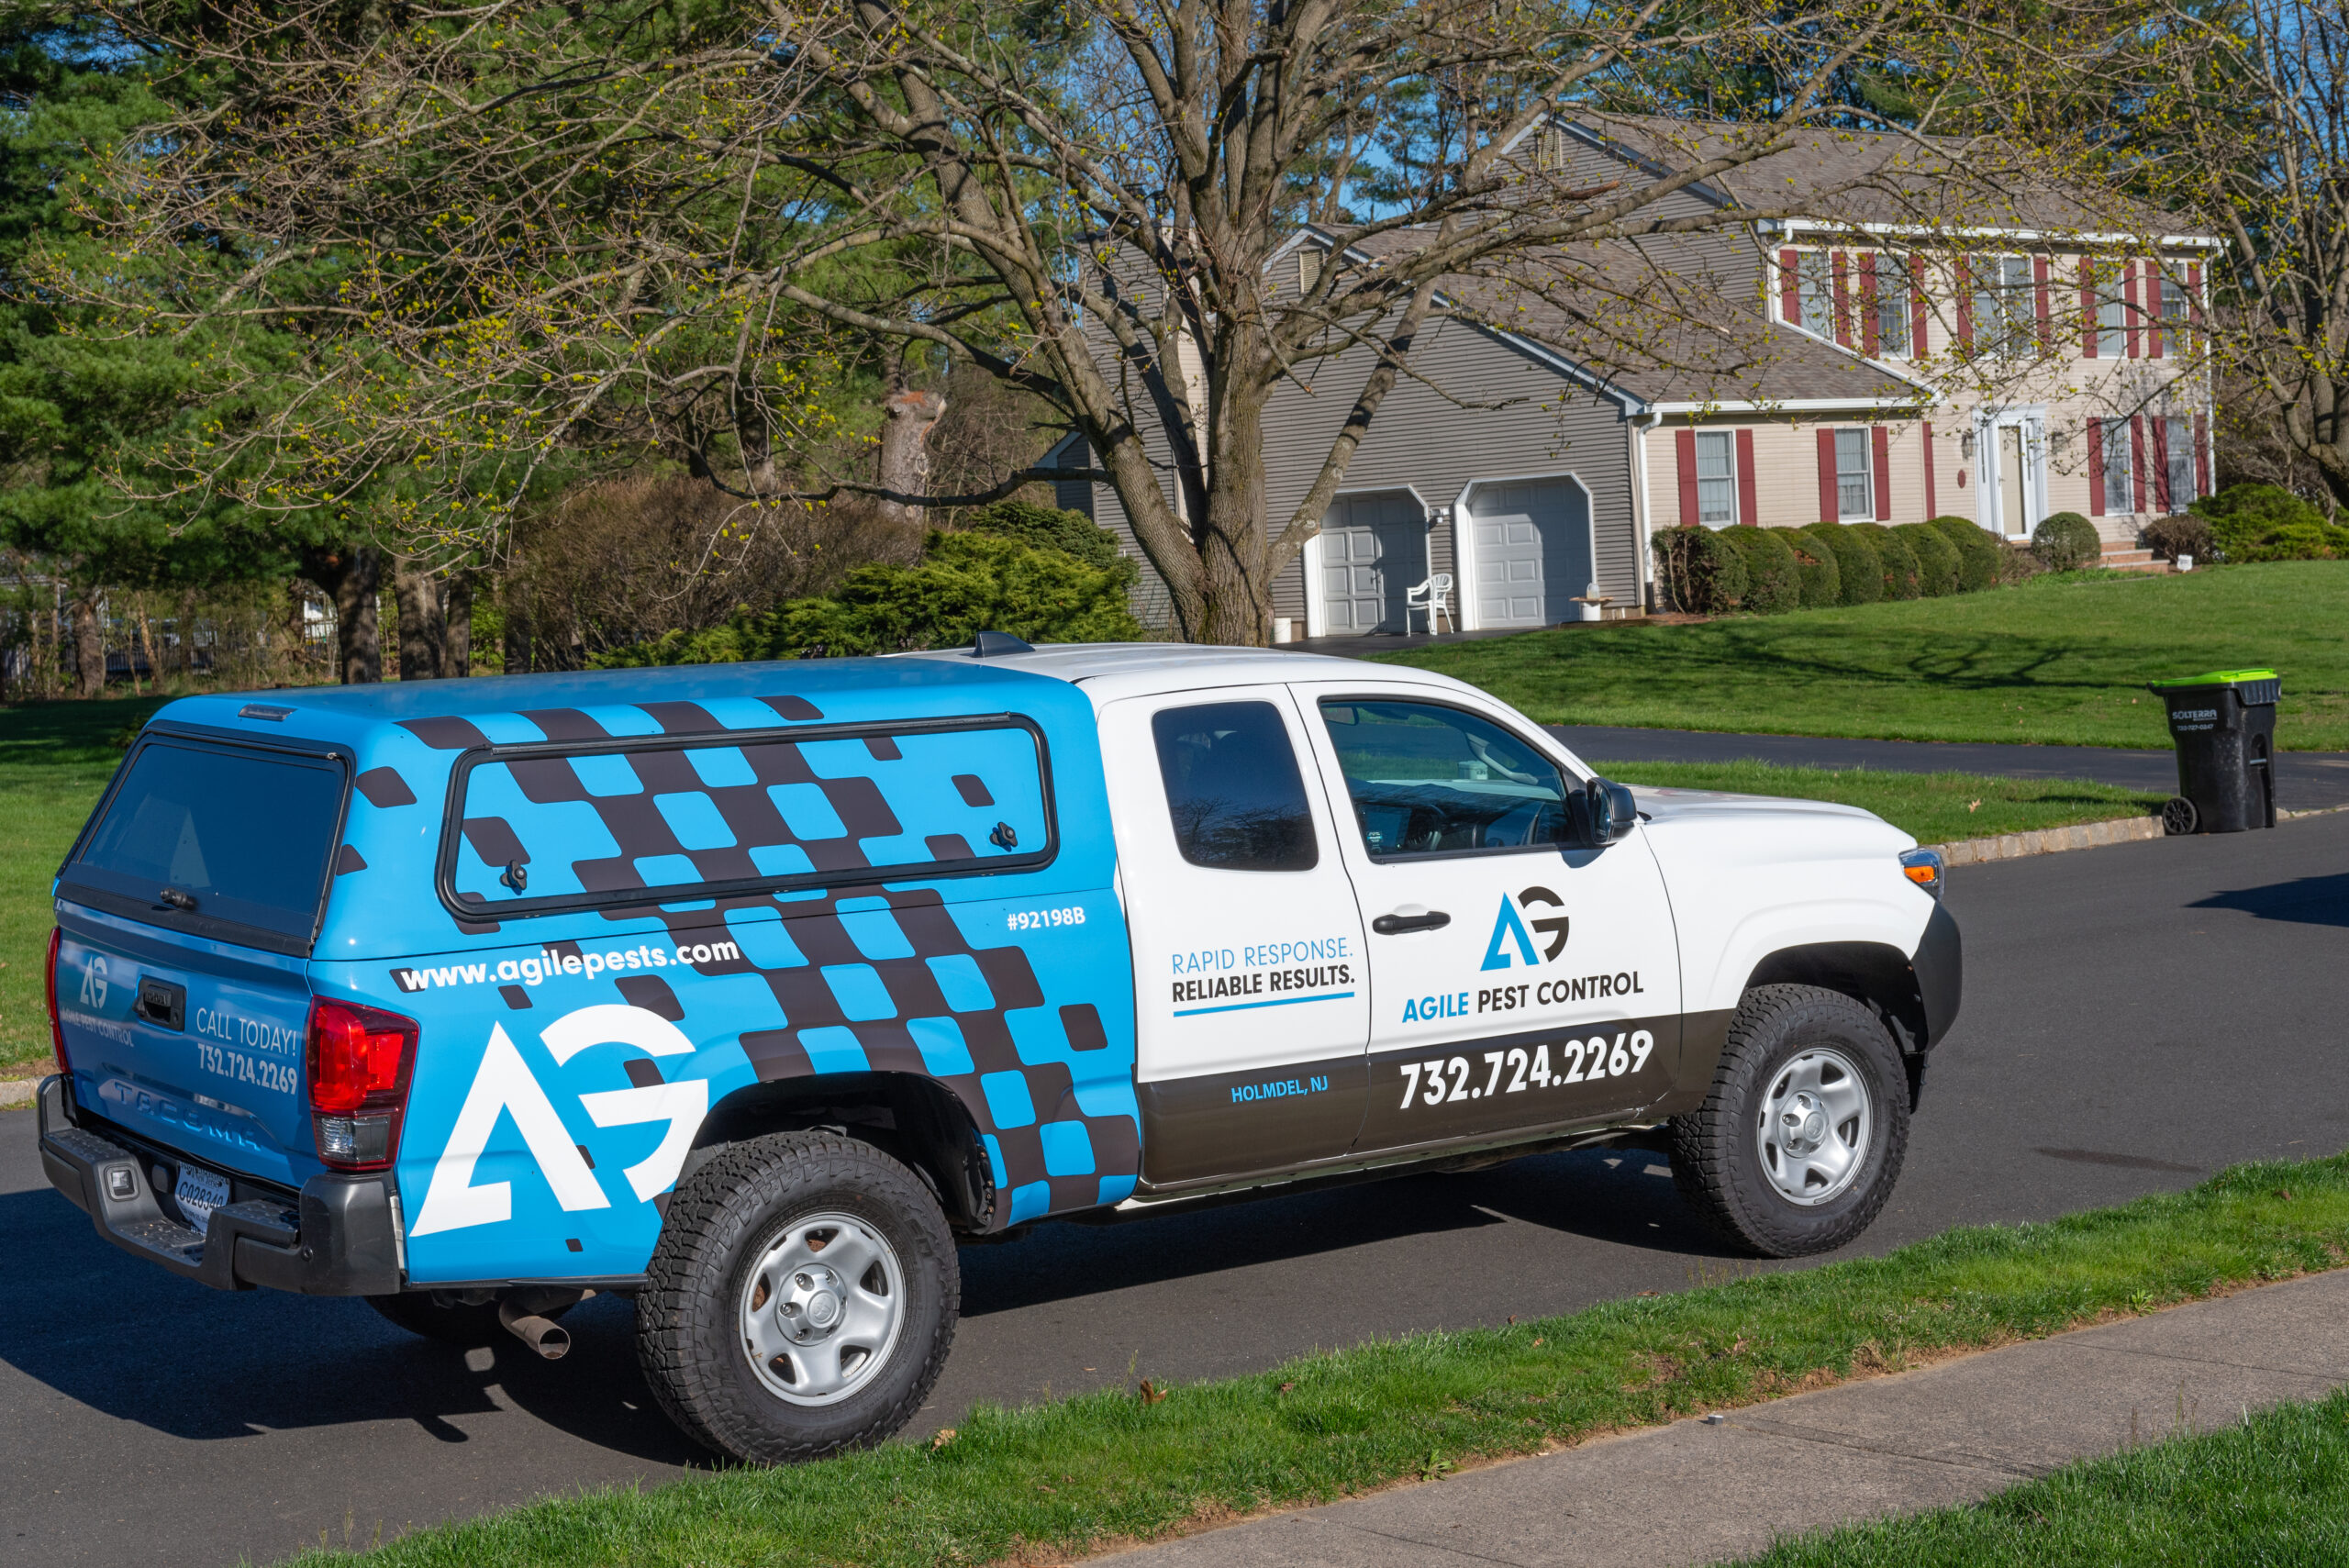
[{"x1": 1053, "y1": 114, "x2": 2221, "y2": 636}]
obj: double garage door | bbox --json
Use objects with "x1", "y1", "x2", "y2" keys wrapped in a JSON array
[{"x1": 1469, "y1": 481, "x2": 1593, "y2": 629}]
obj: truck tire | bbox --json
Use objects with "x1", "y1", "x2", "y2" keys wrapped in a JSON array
[
  {"x1": 1668, "y1": 984, "x2": 1909, "y2": 1258},
  {"x1": 636, "y1": 1131, "x2": 958, "y2": 1464}
]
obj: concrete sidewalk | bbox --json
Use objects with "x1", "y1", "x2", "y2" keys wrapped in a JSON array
[{"x1": 1095, "y1": 1269, "x2": 2349, "y2": 1568}]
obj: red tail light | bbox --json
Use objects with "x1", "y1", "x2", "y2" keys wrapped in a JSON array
[
  {"x1": 306, "y1": 998, "x2": 419, "y2": 1171},
  {"x1": 44, "y1": 928, "x2": 67, "y2": 1074}
]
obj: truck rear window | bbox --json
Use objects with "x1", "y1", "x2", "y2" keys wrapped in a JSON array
[{"x1": 64, "y1": 740, "x2": 346, "y2": 947}]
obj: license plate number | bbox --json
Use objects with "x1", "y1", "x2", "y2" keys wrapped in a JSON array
[{"x1": 174, "y1": 1164, "x2": 230, "y2": 1231}]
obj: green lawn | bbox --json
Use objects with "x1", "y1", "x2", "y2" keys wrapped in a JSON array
[
  {"x1": 286, "y1": 1155, "x2": 2349, "y2": 1568},
  {"x1": 1606, "y1": 761, "x2": 2161, "y2": 847},
  {"x1": 0, "y1": 695, "x2": 169, "y2": 1072},
  {"x1": 1377, "y1": 562, "x2": 2349, "y2": 750},
  {"x1": 1733, "y1": 1387, "x2": 2349, "y2": 1566}
]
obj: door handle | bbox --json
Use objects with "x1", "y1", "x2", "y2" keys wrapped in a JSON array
[{"x1": 1373, "y1": 910, "x2": 1451, "y2": 935}]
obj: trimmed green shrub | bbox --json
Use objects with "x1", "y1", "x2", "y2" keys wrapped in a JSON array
[
  {"x1": 1847, "y1": 521, "x2": 1920, "y2": 598},
  {"x1": 1893, "y1": 522, "x2": 1961, "y2": 596},
  {"x1": 1925, "y1": 515, "x2": 2001, "y2": 592},
  {"x1": 2189, "y1": 484, "x2": 2349, "y2": 562},
  {"x1": 1781, "y1": 528, "x2": 1842, "y2": 609},
  {"x1": 964, "y1": 499, "x2": 1136, "y2": 579},
  {"x1": 593, "y1": 529, "x2": 1146, "y2": 664},
  {"x1": 1715, "y1": 525, "x2": 1803, "y2": 613},
  {"x1": 1651, "y1": 526, "x2": 1749, "y2": 614},
  {"x1": 1800, "y1": 523, "x2": 1883, "y2": 606},
  {"x1": 2142, "y1": 513, "x2": 2213, "y2": 564},
  {"x1": 2032, "y1": 511, "x2": 2103, "y2": 572}
]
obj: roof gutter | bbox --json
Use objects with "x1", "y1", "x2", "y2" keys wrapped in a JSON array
[{"x1": 1765, "y1": 217, "x2": 2226, "y2": 251}]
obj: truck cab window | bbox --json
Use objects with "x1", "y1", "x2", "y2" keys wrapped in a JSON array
[
  {"x1": 1319, "y1": 700, "x2": 1570, "y2": 857},
  {"x1": 1152, "y1": 701, "x2": 1318, "y2": 871}
]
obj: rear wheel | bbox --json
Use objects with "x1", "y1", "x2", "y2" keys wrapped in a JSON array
[
  {"x1": 1669, "y1": 984, "x2": 1909, "y2": 1257},
  {"x1": 636, "y1": 1131, "x2": 957, "y2": 1464}
]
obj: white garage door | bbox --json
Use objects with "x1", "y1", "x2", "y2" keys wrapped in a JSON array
[
  {"x1": 1319, "y1": 492, "x2": 1428, "y2": 635},
  {"x1": 1469, "y1": 480, "x2": 1592, "y2": 628}
]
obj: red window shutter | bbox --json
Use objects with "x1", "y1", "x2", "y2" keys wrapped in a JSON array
[
  {"x1": 1831, "y1": 251, "x2": 1852, "y2": 347},
  {"x1": 1871, "y1": 428, "x2": 1893, "y2": 520},
  {"x1": 1780, "y1": 249, "x2": 1801, "y2": 323},
  {"x1": 2034, "y1": 256, "x2": 2054, "y2": 353},
  {"x1": 2079, "y1": 258, "x2": 2098, "y2": 357},
  {"x1": 2087, "y1": 419, "x2": 2107, "y2": 517},
  {"x1": 2151, "y1": 418, "x2": 2172, "y2": 512},
  {"x1": 1922, "y1": 423, "x2": 1939, "y2": 517},
  {"x1": 2129, "y1": 415, "x2": 2148, "y2": 509},
  {"x1": 2148, "y1": 271, "x2": 2165, "y2": 360},
  {"x1": 2188, "y1": 263, "x2": 2205, "y2": 354},
  {"x1": 1818, "y1": 428, "x2": 1841, "y2": 523},
  {"x1": 2125, "y1": 262, "x2": 2141, "y2": 358},
  {"x1": 1858, "y1": 253, "x2": 1879, "y2": 356},
  {"x1": 1909, "y1": 255, "x2": 1929, "y2": 355},
  {"x1": 1735, "y1": 429, "x2": 1758, "y2": 526},
  {"x1": 1675, "y1": 428, "x2": 1699, "y2": 527},
  {"x1": 1954, "y1": 257, "x2": 1973, "y2": 350},
  {"x1": 2196, "y1": 413, "x2": 2210, "y2": 499}
]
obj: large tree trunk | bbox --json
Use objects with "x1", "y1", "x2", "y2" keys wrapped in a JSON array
[
  {"x1": 876, "y1": 388, "x2": 945, "y2": 528},
  {"x1": 301, "y1": 546, "x2": 385, "y2": 684},
  {"x1": 502, "y1": 557, "x2": 534, "y2": 673},
  {"x1": 1197, "y1": 387, "x2": 1275, "y2": 646},
  {"x1": 69, "y1": 587, "x2": 104, "y2": 698},
  {"x1": 392, "y1": 558, "x2": 443, "y2": 681},
  {"x1": 440, "y1": 573, "x2": 473, "y2": 677}
]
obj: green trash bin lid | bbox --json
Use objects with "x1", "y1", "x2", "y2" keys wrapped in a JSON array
[{"x1": 2146, "y1": 669, "x2": 2279, "y2": 687}]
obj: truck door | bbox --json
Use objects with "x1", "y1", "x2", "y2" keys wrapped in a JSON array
[
  {"x1": 1292, "y1": 687, "x2": 1683, "y2": 1157},
  {"x1": 1099, "y1": 688, "x2": 1371, "y2": 1187}
]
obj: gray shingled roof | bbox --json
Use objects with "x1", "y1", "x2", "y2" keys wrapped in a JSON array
[
  {"x1": 1564, "y1": 114, "x2": 2206, "y2": 240},
  {"x1": 1313, "y1": 225, "x2": 1926, "y2": 408}
]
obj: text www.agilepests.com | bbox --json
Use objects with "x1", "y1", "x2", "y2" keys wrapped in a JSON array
[{"x1": 392, "y1": 940, "x2": 743, "y2": 993}]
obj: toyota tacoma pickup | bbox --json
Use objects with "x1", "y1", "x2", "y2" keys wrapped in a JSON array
[{"x1": 37, "y1": 642, "x2": 1957, "y2": 1462}]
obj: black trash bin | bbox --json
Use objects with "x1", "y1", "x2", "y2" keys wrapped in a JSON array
[{"x1": 2147, "y1": 669, "x2": 2279, "y2": 835}]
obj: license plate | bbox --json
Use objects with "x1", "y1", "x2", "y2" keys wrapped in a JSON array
[{"x1": 174, "y1": 1163, "x2": 230, "y2": 1232}]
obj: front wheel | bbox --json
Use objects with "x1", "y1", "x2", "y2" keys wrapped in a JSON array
[
  {"x1": 1669, "y1": 984, "x2": 1909, "y2": 1257},
  {"x1": 636, "y1": 1131, "x2": 958, "y2": 1464}
]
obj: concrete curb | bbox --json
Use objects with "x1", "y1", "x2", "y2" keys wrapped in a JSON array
[
  {"x1": 0, "y1": 1078, "x2": 37, "y2": 1110},
  {"x1": 1928, "y1": 813, "x2": 2165, "y2": 865}
]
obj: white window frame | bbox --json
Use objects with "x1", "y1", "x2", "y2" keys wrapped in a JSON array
[
  {"x1": 2165, "y1": 417, "x2": 2195, "y2": 509},
  {"x1": 1875, "y1": 256, "x2": 1910, "y2": 359},
  {"x1": 1693, "y1": 431, "x2": 1737, "y2": 527},
  {"x1": 2101, "y1": 418, "x2": 2135, "y2": 515},
  {"x1": 1797, "y1": 251, "x2": 1833, "y2": 337},
  {"x1": 1834, "y1": 428, "x2": 1874, "y2": 521},
  {"x1": 2097, "y1": 274, "x2": 2128, "y2": 357}
]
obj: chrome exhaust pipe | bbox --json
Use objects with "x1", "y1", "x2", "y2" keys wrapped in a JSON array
[{"x1": 498, "y1": 1287, "x2": 586, "y2": 1360}]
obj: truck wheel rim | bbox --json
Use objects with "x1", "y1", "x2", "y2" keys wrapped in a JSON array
[
  {"x1": 1754, "y1": 1047, "x2": 1873, "y2": 1207},
  {"x1": 740, "y1": 1212, "x2": 906, "y2": 1407}
]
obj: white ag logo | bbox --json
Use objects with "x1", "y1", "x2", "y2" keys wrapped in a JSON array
[
  {"x1": 79, "y1": 953, "x2": 108, "y2": 1009},
  {"x1": 410, "y1": 1004, "x2": 709, "y2": 1238}
]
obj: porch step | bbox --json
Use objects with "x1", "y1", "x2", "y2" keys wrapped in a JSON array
[{"x1": 2096, "y1": 544, "x2": 2170, "y2": 574}]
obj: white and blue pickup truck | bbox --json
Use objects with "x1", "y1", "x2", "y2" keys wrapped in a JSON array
[{"x1": 37, "y1": 643, "x2": 1958, "y2": 1462}]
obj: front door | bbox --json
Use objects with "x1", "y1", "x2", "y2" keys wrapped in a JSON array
[
  {"x1": 1294, "y1": 690, "x2": 1683, "y2": 1158},
  {"x1": 1320, "y1": 493, "x2": 1427, "y2": 634},
  {"x1": 1099, "y1": 687, "x2": 1371, "y2": 1188},
  {"x1": 1998, "y1": 428, "x2": 2029, "y2": 538}
]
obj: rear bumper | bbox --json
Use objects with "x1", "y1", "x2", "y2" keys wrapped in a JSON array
[{"x1": 37, "y1": 1076, "x2": 404, "y2": 1296}]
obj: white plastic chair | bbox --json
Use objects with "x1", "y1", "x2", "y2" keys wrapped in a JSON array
[{"x1": 1406, "y1": 573, "x2": 1454, "y2": 635}]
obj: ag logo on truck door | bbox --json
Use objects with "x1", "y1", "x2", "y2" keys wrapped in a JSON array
[
  {"x1": 1480, "y1": 887, "x2": 1569, "y2": 972},
  {"x1": 410, "y1": 1004, "x2": 708, "y2": 1237}
]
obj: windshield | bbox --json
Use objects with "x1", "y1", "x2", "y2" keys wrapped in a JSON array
[{"x1": 65, "y1": 739, "x2": 346, "y2": 946}]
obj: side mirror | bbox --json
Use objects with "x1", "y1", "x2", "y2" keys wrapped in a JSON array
[{"x1": 1586, "y1": 777, "x2": 1638, "y2": 846}]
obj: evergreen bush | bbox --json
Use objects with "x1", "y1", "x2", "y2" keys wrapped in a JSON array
[
  {"x1": 2189, "y1": 484, "x2": 2349, "y2": 562},
  {"x1": 1847, "y1": 522, "x2": 1920, "y2": 598},
  {"x1": 1781, "y1": 528, "x2": 1842, "y2": 608},
  {"x1": 1799, "y1": 523, "x2": 1883, "y2": 606},
  {"x1": 2032, "y1": 512, "x2": 2103, "y2": 572},
  {"x1": 1893, "y1": 521, "x2": 1961, "y2": 596},
  {"x1": 1715, "y1": 526, "x2": 1803, "y2": 613},
  {"x1": 1925, "y1": 515, "x2": 2001, "y2": 592},
  {"x1": 1650, "y1": 526, "x2": 1748, "y2": 614},
  {"x1": 2141, "y1": 514, "x2": 2214, "y2": 563}
]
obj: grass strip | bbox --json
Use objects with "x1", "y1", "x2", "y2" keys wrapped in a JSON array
[
  {"x1": 1374, "y1": 561, "x2": 2349, "y2": 751},
  {"x1": 1731, "y1": 1385, "x2": 2349, "y2": 1565},
  {"x1": 0, "y1": 696, "x2": 168, "y2": 1072},
  {"x1": 1599, "y1": 761, "x2": 2162, "y2": 846},
  {"x1": 293, "y1": 1153, "x2": 2349, "y2": 1566}
]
